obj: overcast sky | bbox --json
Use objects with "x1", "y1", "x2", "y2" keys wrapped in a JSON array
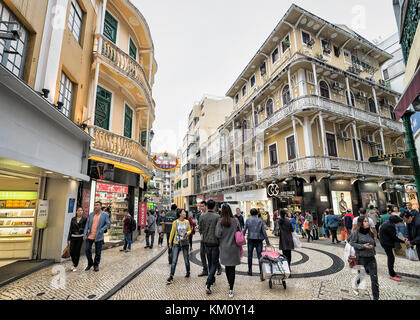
[{"x1": 132, "y1": 0, "x2": 399, "y2": 155}]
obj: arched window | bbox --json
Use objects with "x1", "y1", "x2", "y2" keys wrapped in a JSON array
[
  {"x1": 319, "y1": 80, "x2": 330, "y2": 99},
  {"x1": 346, "y1": 90, "x2": 355, "y2": 107},
  {"x1": 266, "y1": 99, "x2": 274, "y2": 117},
  {"x1": 282, "y1": 85, "x2": 291, "y2": 105},
  {"x1": 368, "y1": 98, "x2": 376, "y2": 113}
]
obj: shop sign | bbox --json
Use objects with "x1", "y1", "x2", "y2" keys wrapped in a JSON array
[
  {"x1": 138, "y1": 202, "x2": 147, "y2": 226},
  {"x1": 36, "y1": 200, "x2": 49, "y2": 229},
  {"x1": 0, "y1": 191, "x2": 38, "y2": 200},
  {"x1": 96, "y1": 182, "x2": 128, "y2": 194},
  {"x1": 320, "y1": 196, "x2": 328, "y2": 202},
  {"x1": 152, "y1": 153, "x2": 179, "y2": 171},
  {"x1": 267, "y1": 183, "x2": 280, "y2": 197},
  {"x1": 134, "y1": 196, "x2": 139, "y2": 226},
  {"x1": 225, "y1": 189, "x2": 268, "y2": 201},
  {"x1": 303, "y1": 185, "x2": 312, "y2": 193},
  {"x1": 279, "y1": 191, "x2": 295, "y2": 197}
]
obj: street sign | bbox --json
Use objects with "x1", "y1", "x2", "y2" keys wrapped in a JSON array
[
  {"x1": 369, "y1": 151, "x2": 411, "y2": 163},
  {"x1": 392, "y1": 167, "x2": 415, "y2": 176}
]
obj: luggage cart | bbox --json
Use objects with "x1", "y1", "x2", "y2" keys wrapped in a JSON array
[{"x1": 260, "y1": 245, "x2": 290, "y2": 289}]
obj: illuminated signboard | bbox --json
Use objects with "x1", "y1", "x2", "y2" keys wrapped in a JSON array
[{"x1": 152, "y1": 152, "x2": 179, "y2": 171}]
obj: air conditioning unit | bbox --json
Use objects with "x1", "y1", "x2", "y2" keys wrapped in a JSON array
[
  {"x1": 337, "y1": 131, "x2": 349, "y2": 140},
  {"x1": 332, "y1": 81, "x2": 344, "y2": 91}
]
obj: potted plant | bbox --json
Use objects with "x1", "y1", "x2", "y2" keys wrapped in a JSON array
[{"x1": 282, "y1": 38, "x2": 291, "y2": 47}]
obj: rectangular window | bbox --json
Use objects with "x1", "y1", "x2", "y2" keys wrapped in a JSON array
[
  {"x1": 301, "y1": 30, "x2": 311, "y2": 45},
  {"x1": 234, "y1": 93, "x2": 239, "y2": 104},
  {"x1": 281, "y1": 35, "x2": 290, "y2": 53},
  {"x1": 123, "y1": 104, "x2": 133, "y2": 138},
  {"x1": 383, "y1": 69, "x2": 389, "y2": 80},
  {"x1": 94, "y1": 86, "x2": 112, "y2": 130},
  {"x1": 260, "y1": 61, "x2": 266, "y2": 77},
  {"x1": 271, "y1": 47, "x2": 279, "y2": 63},
  {"x1": 269, "y1": 144, "x2": 278, "y2": 166},
  {"x1": 326, "y1": 133, "x2": 338, "y2": 157},
  {"x1": 321, "y1": 39, "x2": 331, "y2": 55},
  {"x1": 68, "y1": 0, "x2": 83, "y2": 43},
  {"x1": 58, "y1": 72, "x2": 74, "y2": 118},
  {"x1": 0, "y1": 3, "x2": 29, "y2": 78},
  {"x1": 242, "y1": 84, "x2": 247, "y2": 97},
  {"x1": 306, "y1": 70, "x2": 315, "y2": 84},
  {"x1": 140, "y1": 130, "x2": 147, "y2": 146},
  {"x1": 286, "y1": 136, "x2": 296, "y2": 160},
  {"x1": 183, "y1": 179, "x2": 188, "y2": 188},
  {"x1": 103, "y1": 11, "x2": 118, "y2": 43},
  {"x1": 250, "y1": 75, "x2": 256, "y2": 88},
  {"x1": 343, "y1": 50, "x2": 351, "y2": 64},
  {"x1": 129, "y1": 38, "x2": 137, "y2": 60},
  {"x1": 235, "y1": 164, "x2": 240, "y2": 176}
]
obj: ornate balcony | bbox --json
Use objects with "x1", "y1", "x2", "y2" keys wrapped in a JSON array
[
  {"x1": 256, "y1": 156, "x2": 397, "y2": 181},
  {"x1": 255, "y1": 95, "x2": 404, "y2": 135},
  {"x1": 93, "y1": 34, "x2": 153, "y2": 109},
  {"x1": 89, "y1": 125, "x2": 153, "y2": 176}
]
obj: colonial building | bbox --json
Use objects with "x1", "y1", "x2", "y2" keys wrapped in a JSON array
[{"x1": 196, "y1": 4, "x2": 410, "y2": 219}]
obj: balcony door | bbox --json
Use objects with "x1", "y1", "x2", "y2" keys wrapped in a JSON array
[
  {"x1": 326, "y1": 133, "x2": 338, "y2": 157},
  {"x1": 286, "y1": 135, "x2": 296, "y2": 160},
  {"x1": 95, "y1": 86, "x2": 112, "y2": 130},
  {"x1": 103, "y1": 11, "x2": 118, "y2": 44},
  {"x1": 123, "y1": 104, "x2": 133, "y2": 138}
]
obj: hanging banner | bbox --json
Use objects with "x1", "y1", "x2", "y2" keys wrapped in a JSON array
[
  {"x1": 152, "y1": 152, "x2": 179, "y2": 171},
  {"x1": 36, "y1": 200, "x2": 49, "y2": 229},
  {"x1": 138, "y1": 202, "x2": 147, "y2": 227}
]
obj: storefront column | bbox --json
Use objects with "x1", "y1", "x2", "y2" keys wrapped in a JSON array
[
  {"x1": 319, "y1": 112, "x2": 328, "y2": 156},
  {"x1": 352, "y1": 121, "x2": 360, "y2": 160},
  {"x1": 312, "y1": 63, "x2": 319, "y2": 96}
]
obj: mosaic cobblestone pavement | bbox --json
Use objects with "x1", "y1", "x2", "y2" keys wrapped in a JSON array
[{"x1": 0, "y1": 233, "x2": 419, "y2": 300}]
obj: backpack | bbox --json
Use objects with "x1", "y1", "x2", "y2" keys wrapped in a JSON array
[{"x1": 130, "y1": 216, "x2": 137, "y2": 232}]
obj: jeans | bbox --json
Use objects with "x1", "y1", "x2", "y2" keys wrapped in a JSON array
[
  {"x1": 330, "y1": 227, "x2": 339, "y2": 243},
  {"x1": 358, "y1": 256, "x2": 379, "y2": 300},
  {"x1": 189, "y1": 234, "x2": 193, "y2": 250},
  {"x1": 282, "y1": 250, "x2": 292, "y2": 271},
  {"x1": 225, "y1": 266, "x2": 236, "y2": 290},
  {"x1": 158, "y1": 232, "x2": 164, "y2": 246},
  {"x1": 205, "y1": 245, "x2": 220, "y2": 287},
  {"x1": 85, "y1": 239, "x2": 103, "y2": 267},
  {"x1": 166, "y1": 232, "x2": 173, "y2": 263},
  {"x1": 247, "y1": 239, "x2": 263, "y2": 274},
  {"x1": 305, "y1": 229, "x2": 314, "y2": 242},
  {"x1": 170, "y1": 243, "x2": 190, "y2": 276},
  {"x1": 312, "y1": 227, "x2": 319, "y2": 240},
  {"x1": 200, "y1": 241, "x2": 208, "y2": 272},
  {"x1": 123, "y1": 233, "x2": 132, "y2": 250},
  {"x1": 70, "y1": 237, "x2": 83, "y2": 267},
  {"x1": 383, "y1": 246, "x2": 396, "y2": 277},
  {"x1": 146, "y1": 231, "x2": 155, "y2": 248}
]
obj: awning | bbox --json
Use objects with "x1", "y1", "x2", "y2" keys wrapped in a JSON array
[
  {"x1": 395, "y1": 66, "x2": 420, "y2": 120},
  {"x1": 89, "y1": 156, "x2": 150, "y2": 180}
]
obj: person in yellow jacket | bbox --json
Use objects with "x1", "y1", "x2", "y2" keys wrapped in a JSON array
[{"x1": 166, "y1": 208, "x2": 191, "y2": 284}]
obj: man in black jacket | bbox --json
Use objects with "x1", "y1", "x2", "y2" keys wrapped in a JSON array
[
  {"x1": 379, "y1": 215, "x2": 406, "y2": 281},
  {"x1": 402, "y1": 211, "x2": 420, "y2": 259},
  {"x1": 164, "y1": 204, "x2": 178, "y2": 264}
]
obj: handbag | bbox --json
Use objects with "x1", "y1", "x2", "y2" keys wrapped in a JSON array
[
  {"x1": 262, "y1": 245, "x2": 280, "y2": 259},
  {"x1": 61, "y1": 244, "x2": 70, "y2": 259},
  {"x1": 347, "y1": 232, "x2": 359, "y2": 268},
  {"x1": 292, "y1": 232, "x2": 302, "y2": 248},
  {"x1": 234, "y1": 218, "x2": 246, "y2": 246}
]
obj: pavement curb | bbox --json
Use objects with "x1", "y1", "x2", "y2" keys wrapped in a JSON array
[
  {"x1": 0, "y1": 260, "x2": 55, "y2": 289},
  {"x1": 99, "y1": 247, "x2": 168, "y2": 300}
]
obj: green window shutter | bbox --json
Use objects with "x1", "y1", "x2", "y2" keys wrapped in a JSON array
[
  {"x1": 124, "y1": 105, "x2": 133, "y2": 138},
  {"x1": 94, "y1": 86, "x2": 112, "y2": 130},
  {"x1": 129, "y1": 38, "x2": 137, "y2": 60},
  {"x1": 103, "y1": 11, "x2": 118, "y2": 43}
]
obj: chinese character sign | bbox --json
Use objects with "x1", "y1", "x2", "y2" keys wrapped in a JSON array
[
  {"x1": 152, "y1": 153, "x2": 179, "y2": 171},
  {"x1": 138, "y1": 202, "x2": 147, "y2": 227}
]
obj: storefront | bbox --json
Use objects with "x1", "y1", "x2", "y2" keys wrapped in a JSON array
[
  {"x1": 267, "y1": 179, "x2": 303, "y2": 214},
  {"x1": 224, "y1": 189, "x2": 272, "y2": 222}
]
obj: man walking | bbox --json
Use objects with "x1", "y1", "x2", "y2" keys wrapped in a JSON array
[
  {"x1": 120, "y1": 209, "x2": 133, "y2": 252},
  {"x1": 145, "y1": 210, "x2": 156, "y2": 249},
  {"x1": 83, "y1": 201, "x2": 110, "y2": 272},
  {"x1": 235, "y1": 208, "x2": 245, "y2": 230},
  {"x1": 402, "y1": 210, "x2": 420, "y2": 259},
  {"x1": 198, "y1": 201, "x2": 209, "y2": 277},
  {"x1": 164, "y1": 204, "x2": 178, "y2": 264},
  {"x1": 199, "y1": 199, "x2": 220, "y2": 294}
]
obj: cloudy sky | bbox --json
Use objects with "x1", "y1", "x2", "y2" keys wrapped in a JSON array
[{"x1": 132, "y1": 0, "x2": 399, "y2": 155}]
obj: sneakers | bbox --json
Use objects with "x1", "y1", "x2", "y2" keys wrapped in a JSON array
[
  {"x1": 166, "y1": 276, "x2": 173, "y2": 285},
  {"x1": 395, "y1": 274, "x2": 402, "y2": 278},
  {"x1": 72, "y1": 267, "x2": 77, "y2": 272},
  {"x1": 94, "y1": 266, "x2": 99, "y2": 272},
  {"x1": 228, "y1": 290, "x2": 234, "y2": 298},
  {"x1": 85, "y1": 265, "x2": 93, "y2": 271},
  {"x1": 185, "y1": 272, "x2": 190, "y2": 278},
  {"x1": 390, "y1": 276, "x2": 401, "y2": 282},
  {"x1": 198, "y1": 271, "x2": 208, "y2": 277},
  {"x1": 120, "y1": 249, "x2": 126, "y2": 252},
  {"x1": 247, "y1": 271, "x2": 252, "y2": 276},
  {"x1": 205, "y1": 286, "x2": 212, "y2": 294},
  {"x1": 144, "y1": 246, "x2": 150, "y2": 249},
  {"x1": 125, "y1": 249, "x2": 131, "y2": 252}
]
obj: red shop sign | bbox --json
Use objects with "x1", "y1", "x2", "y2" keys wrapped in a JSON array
[
  {"x1": 96, "y1": 182, "x2": 128, "y2": 194},
  {"x1": 138, "y1": 202, "x2": 148, "y2": 227}
]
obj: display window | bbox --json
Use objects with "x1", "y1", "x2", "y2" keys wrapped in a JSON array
[
  {"x1": 0, "y1": 191, "x2": 37, "y2": 259},
  {"x1": 331, "y1": 191, "x2": 352, "y2": 216},
  {"x1": 95, "y1": 182, "x2": 128, "y2": 243}
]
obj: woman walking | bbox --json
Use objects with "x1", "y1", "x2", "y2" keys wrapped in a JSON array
[
  {"x1": 277, "y1": 210, "x2": 294, "y2": 270},
  {"x1": 67, "y1": 207, "x2": 87, "y2": 272},
  {"x1": 215, "y1": 204, "x2": 241, "y2": 298},
  {"x1": 187, "y1": 211, "x2": 196, "y2": 252},
  {"x1": 166, "y1": 209, "x2": 191, "y2": 284},
  {"x1": 304, "y1": 210, "x2": 314, "y2": 242},
  {"x1": 349, "y1": 216, "x2": 380, "y2": 300},
  {"x1": 379, "y1": 215, "x2": 406, "y2": 282},
  {"x1": 243, "y1": 208, "x2": 271, "y2": 281}
]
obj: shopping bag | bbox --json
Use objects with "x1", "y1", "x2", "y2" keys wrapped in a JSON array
[
  {"x1": 292, "y1": 232, "x2": 302, "y2": 248},
  {"x1": 394, "y1": 243, "x2": 406, "y2": 257},
  {"x1": 343, "y1": 242, "x2": 355, "y2": 262},
  {"x1": 340, "y1": 229, "x2": 347, "y2": 241},
  {"x1": 262, "y1": 245, "x2": 280, "y2": 259},
  {"x1": 303, "y1": 220, "x2": 309, "y2": 230},
  {"x1": 406, "y1": 247, "x2": 419, "y2": 261},
  {"x1": 61, "y1": 244, "x2": 70, "y2": 259}
]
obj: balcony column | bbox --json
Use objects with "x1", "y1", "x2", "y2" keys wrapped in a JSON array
[
  {"x1": 303, "y1": 116, "x2": 314, "y2": 156},
  {"x1": 345, "y1": 77, "x2": 352, "y2": 105},
  {"x1": 251, "y1": 102, "x2": 255, "y2": 128},
  {"x1": 352, "y1": 121, "x2": 360, "y2": 160},
  {"x1": 297, "y1": 69, "x2": 307, "y2": 97},
  {"x1": 292, "y1": 116, "x2": 300, "y2": 158},
  {"x1": 380, "y1": 128, "x2": 386, "y2": 154},
  {"x1": 288, "y1": 68, "x2": 294, "y2": 99},
  {"x1": 372, "y1": 87, "x2": 379, "y2": 114},
  {"x1": 146, "y1": 106, "x2": 150, "y2": 153},
  {"x1": 312, "y1": 63, "x2": 319, "y2": 95},
  {"x1": 319, "y1": 112, "x2": 328, "y2": 156}
]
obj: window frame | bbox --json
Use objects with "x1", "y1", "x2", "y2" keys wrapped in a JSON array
[
  {"x1": 319, "y1": 80, "x2": 330, "y2": 99},
  {"x1": 285, "y1": 134, "x2": 296, "y2": 161},
  {"x1": 265, "y1": 98, "x2": 274, "y2": 118},
  {"x1": 260, "y1": 61, "x2": 267, "y2": 77},
  {"x1": 281, "y1": 33, "x2": 291, "y2": 54},
  {"x1": 326, "y1": 132, "x2": 338, "y2": 157},
  {"x1": 343, "y1": 49, "x2": 352, "y2": 64},
  {"x1": 234, "y1": 93, "x2": 239, "y2": 104},
  {"x1": 128, "y1": 36, "x2": 137, "y2": 61},
  {"x1": 282, "y1": 84, "x2": 291, "y2": 106},
  {"x1": 301, "y1": 29, "x2": 312, "y2": 46},
  {"x1": 242, "y1": 83, "x2": 247, "y2": 97},
  {"x1": 250, "y1": 74, "x2": 256, "y2": 88},
  {"x1": 103, "y1": 10, "x2": 119, "y2": 44},
  {"x1": 94, "y1": 84, "x2": 114, "y2": 131},
  {"x1": 123, "y1": 102, "x2": 134, "y2": 138},
  {"x1": 57, "y1": 71, "x2": 75, "y2": 118},
  {"x1": 268, "y1": 142, "x2": 278, "y2": 166},
  {"x1": 68, "y1": 0, "x2": 83, "y2": 44},
  {"x1": 271, "y1": 46, "x2": 280, "y2": 64}
]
